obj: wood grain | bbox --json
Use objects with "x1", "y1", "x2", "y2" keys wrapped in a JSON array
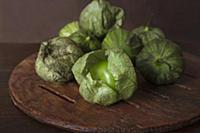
[{"x1": 9, "y1": 53, "x2": 200, "y2": 133}]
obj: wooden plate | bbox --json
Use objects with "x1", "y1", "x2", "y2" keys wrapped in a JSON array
[{"x1": 9, "y1": 53, "x2": 200, "y2": 133}]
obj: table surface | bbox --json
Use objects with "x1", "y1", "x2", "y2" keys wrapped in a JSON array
[{"x1": 0, "y1": 42, "x2": 199, "y2": 133}]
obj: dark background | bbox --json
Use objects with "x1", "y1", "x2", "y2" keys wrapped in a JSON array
[
  {"x1": 0, "y1": 0, "x2": 200, "y2": 44},
  {"x1": 0, "y1": 0, "x2": 200, "y2": 133}
]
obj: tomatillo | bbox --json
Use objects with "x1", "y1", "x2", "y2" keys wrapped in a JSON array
[
  {"x1": 72, "y1": 49, "x2": 137, "y2": 106},
  {"x1": 132, "y1": 26, "x2": 165, "y2": 46},
  {"x1": 90, "y1": 60, "x2": 115, "y2": 88}
]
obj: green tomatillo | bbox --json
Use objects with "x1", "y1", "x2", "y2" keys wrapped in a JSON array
[
  {"x1": 35, "y1": 37, "x2": 83, "y2": 83},
  {"x1": 102, "y1": 28, "x2": 143, "y2": 61},
  {"x1": 90, "y1": 60, "x2": 115, "y2": 88},
  {"x1": 72, "y1": 49, "x2": 138, "y2": 106},
  {"x1": 132, "y1": 26, "x2": 165, "y2": 46},
  {"x1": 59, "y1": 21, "x2": 79, "y2": 37},
  {"x1": 79, "y1": 0, "x2": 125, "y2": 38},
  {"x1": 59, "y1": 21, "x2": 101, "y2": 52},
  {"x1": 136, "y1": 38, "x2": 184, "y2": 85}
]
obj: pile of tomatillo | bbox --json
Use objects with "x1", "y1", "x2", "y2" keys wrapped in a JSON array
[{"x1": 35, "y1": 0, "x2": 184, "y2": 106}]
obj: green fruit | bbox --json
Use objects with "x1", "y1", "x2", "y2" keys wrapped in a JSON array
[
  {"x1": 79, "y1": 0, "x2": 125, "y2": 37},
  {"x1": 132, "y1": 26, "x2": 165, "y2": 46},
  {"x1": 90, "y1": 60, "x2": 115, "y2": 88},
  {"x1": 35, "y1": 37, "x2": 83, "y2": 83},
  {"x1": 102, "y1": 28, "x2": 143, "y2": 60},
  {"x1": 59, "y1": 21, "x2": 79, "y2": 37},
  {"x1": 72, "y1": 49, "x2": 137, "y2": 106},
  {"x1": 136, "y1": 39, "x2": 184, "y2": 85}
]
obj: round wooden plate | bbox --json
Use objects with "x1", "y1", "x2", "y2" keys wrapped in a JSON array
[{"x1": 9, "y1": 53, "x2": 200, "y2": 133}]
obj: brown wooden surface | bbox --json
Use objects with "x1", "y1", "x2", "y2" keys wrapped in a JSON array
[
  {"x1": 8, "y1": 50, "x2": 200, "y2": 132},
  {"x1": 0, "y1": 43, "x2": 199, "y2": 133}
]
